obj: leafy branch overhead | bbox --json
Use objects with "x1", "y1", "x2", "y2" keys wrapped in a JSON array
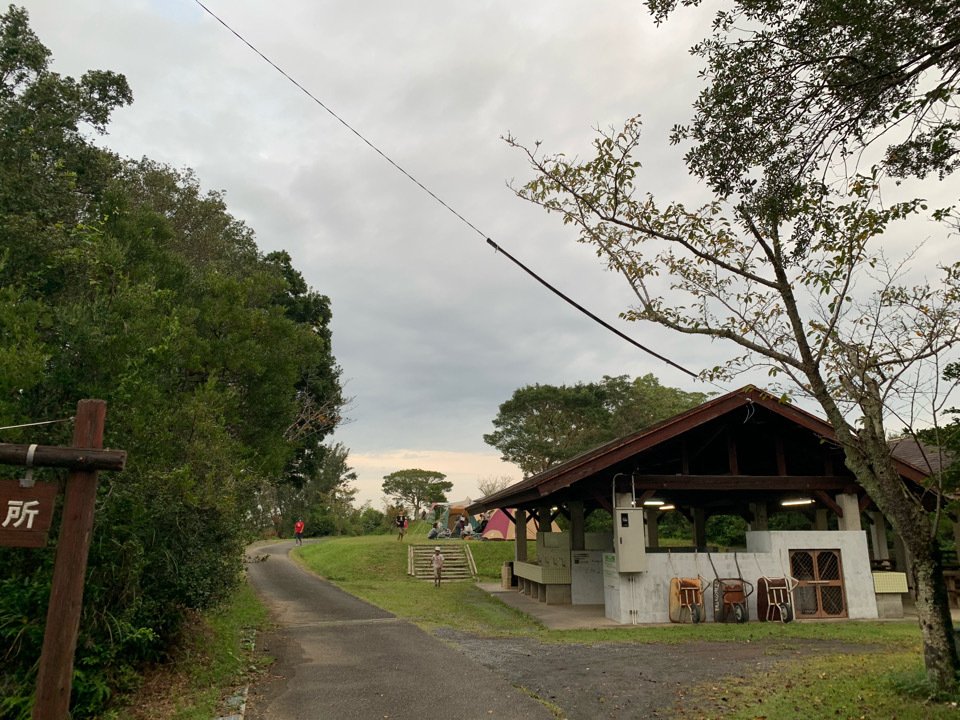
[
  {"x1": 508, "y1": 123, "x2": 960, "y2": 400},
  {"x1": 646, "y1": 0, "x2": 960, "y2": 219}
]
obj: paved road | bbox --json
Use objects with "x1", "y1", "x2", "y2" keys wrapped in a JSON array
[{"x1": 244, "y1": 541, "x2": 554, "y2": 720}]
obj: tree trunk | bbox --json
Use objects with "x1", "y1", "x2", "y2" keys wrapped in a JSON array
[
  {"x1": 911, "y1": 542, "x2": 959, "y2": 685},
  {"x1": 809, "y1": 380, "x2": 959, "y2": 690}
]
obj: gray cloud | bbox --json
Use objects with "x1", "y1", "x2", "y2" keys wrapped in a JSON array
[{"x1": 25, "y1": 0, "x2": 851, "y2": 504}]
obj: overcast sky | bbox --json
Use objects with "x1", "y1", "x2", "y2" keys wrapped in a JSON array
[{"x1": 24, "y1": 1, "x2": 954, "y2": 507}]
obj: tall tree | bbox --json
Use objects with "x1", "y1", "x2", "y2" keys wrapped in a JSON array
[
  {"x1": 381, "y1": 469, "x2": 452, "y2": 518},
  {"x1": 509, "y1": 116, "x2": 960, "y2": 693},
  {"x1": 484, "y1": 382, "x2": 610, "y2": 475},
  {"x1": 0, "y1": 7, "x2": 346, "y2": 715},
  {"x1": 509, "y1": 0, "x2": 960, "y2": 690},
  {"x1": 484, "y1": 375, "x2": 708, "y2": 476}
]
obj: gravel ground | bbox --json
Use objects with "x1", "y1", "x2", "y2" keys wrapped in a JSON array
[{"x1": 432, "y1": 628, "x2": 878, "y2": 719}]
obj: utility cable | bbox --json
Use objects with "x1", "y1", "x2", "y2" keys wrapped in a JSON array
[
  {"x1": 486, "y1": 239, "x2": 696, "y2": 378},
  {"x1": 192, "y1": 0, "x2": 707, "y2": 382},
  {"x1": 0, "y1": 417, "x2": 75, "y2": 431}
]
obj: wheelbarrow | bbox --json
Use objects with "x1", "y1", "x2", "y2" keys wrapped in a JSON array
[
  {"x1": 708, "y1": 552, "x2": 754, "y2": 623},
  {"x1": 668, "y1": 550, "x2": 707, "y2": 624},
  {"x1": 755, "y1": 552, "x2": 799, "y2": 623}
]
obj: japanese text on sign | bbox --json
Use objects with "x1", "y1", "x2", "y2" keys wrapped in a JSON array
[
  {"x1": 0, "y1": 479, "x2": 57, "y2": 548},
  {"x1": 3, "y1": 499, "x2": 41, "y2": 529}
]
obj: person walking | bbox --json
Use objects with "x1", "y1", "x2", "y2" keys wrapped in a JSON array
[
  {"x1": 294, "y1": 517, "x2": 305, "y2": 546},
  {"x1": 431, "y1": 546, "x2": 445, "y2": 587}
]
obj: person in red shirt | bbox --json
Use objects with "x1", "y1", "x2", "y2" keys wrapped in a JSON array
[{"x1": 294, "y1": 517, "x2": 305, "y2": 546}]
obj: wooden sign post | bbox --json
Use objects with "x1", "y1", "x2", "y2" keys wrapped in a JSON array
[{"x1": 0, "y1": 400, "x2": 127, "y2": 720}]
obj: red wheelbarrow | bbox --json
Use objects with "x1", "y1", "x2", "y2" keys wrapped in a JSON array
[{"x1": 708, "y1": 552, "x2": 754, "y2": 623}]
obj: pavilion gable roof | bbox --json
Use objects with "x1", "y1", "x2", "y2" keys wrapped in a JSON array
[{"x1": 469, "y1": 385, "x2": 930, "y2": 513}]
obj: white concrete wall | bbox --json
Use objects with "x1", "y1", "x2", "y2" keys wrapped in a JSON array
[
  {"x1": 602, "y1": 530, "x2": 878, "y2": 624},
  {"x1": 746, "y1": 530, "x2": 878, "y2": 620},
  {"x1": 571, "y1": 550, "x2": 605, "y2": 604}
]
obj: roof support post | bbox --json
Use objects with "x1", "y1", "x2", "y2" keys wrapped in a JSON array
[
  {"x1": 893, "y1": 533, "x2": 913, "y2": 588},
  {"x1": 748, "y1": 502, "x2": 768, "y2": 531},
  {"x1": 870, "y1": 511, "x2": 890, "y2": 561},
  {"x1": 814, "y1": 508, "x2": 829, "y2": 531},
  {"x1": 515, "y1": 509, "x2": 528, "y2": 562},
  {"x1": 692, "y1": 507, "x2": 707, "y2": 548},
  {"x1": 569, "y1": 502, "x2": 585, "y2": 551},
  {"x1": 644, "y1": 507, "x2": 659, "y2": 548},
  {"x1": 537, "y1": 504, "x2": 552, "y2": 532},
  {"x1": 835, "y1": 493, "x2": 862, "y2": 531}
]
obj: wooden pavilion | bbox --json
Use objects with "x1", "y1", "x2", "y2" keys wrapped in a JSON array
[{"x1": 468, "y1": 386, "x2": 933, "y2": 622}]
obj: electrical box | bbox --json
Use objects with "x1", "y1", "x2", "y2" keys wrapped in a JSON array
[{"x1": 614, "y1": 507, "x2": 646, "y2": 572}]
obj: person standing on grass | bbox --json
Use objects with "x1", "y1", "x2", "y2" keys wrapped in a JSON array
[
  {"x1": 431, "y1": 546, "x2": 445, "y2": 587},
  {"x1": 294, "y1": 517, "x2": 305, "y2": 546},
  {"x1": 396, "y1": 512, "x2": 407, "y2": 541}
]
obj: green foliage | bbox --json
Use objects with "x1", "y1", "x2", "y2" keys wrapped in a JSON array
[
  {"x1": 358, "y1": 506, "x2": 389, "y2": 535},
  {"x1": 646, "y1": 0, "x2": 960, "y2": 224},
  {"x1": 656, "y1": 510, "x2": 691, "y2": 541},
  {"x1": 484, "y1": 374, "x2": 709, "y2": 476},
  {"x1": 268, "y1": 442, "x2": 360, "y2": 538},
  {"x1": 705, "y1": 514, "x2": 747, "y2": 547},
  {"x1": 381, "y1": 469, "x2": 453, "y2": 517},
  {"x1": 0, "y1": 7, "x2": 344, "y2": 716},
  {"x1": 105, "y1": 579, "x2": 270, "y2": 720},
  {"x1": 888, "y1": 665, "x2": 960, "y2": 705}
]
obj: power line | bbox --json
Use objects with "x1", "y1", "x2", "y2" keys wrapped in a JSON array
[
  {"x1": 192, "y1": 0, "x2": 704, "y2": 381},
  {"x1": 486, "y1": 240, "x2": 697, "y2": 378},
  {"x1": 0, "y1": 417, "x2": 75, "y2": 431}
]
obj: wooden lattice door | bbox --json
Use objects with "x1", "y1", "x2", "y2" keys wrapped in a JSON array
[{"x1": 789, "y1": 549, "x2": 848, "y2": 619}]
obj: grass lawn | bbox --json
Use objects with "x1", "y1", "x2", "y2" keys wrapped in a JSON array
[
  {"x1": 296, "y1": 531, "x2": 960, "y2": 717},
  {"x1": 686, "y1": 652, "x2": 960, "y2": 719}
]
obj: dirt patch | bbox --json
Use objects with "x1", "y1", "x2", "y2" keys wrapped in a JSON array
[{"x1": 432, "y1": 628, "x2": 879, "y2": 719}]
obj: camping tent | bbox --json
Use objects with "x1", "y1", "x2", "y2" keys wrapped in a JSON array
[
  {"x1": 428, "y1": 501, "x2": 474, "y2": 530},
  {"x1": 480, "y1": 508, "x2": 560, "y2": 540}
]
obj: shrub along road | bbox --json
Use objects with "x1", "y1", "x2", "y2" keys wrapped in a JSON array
[{"x1": 243, "y1": 540, "x2": 554, "y2": 720}]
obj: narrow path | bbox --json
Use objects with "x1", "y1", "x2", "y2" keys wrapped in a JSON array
[{"x1": 244, "y1": 541, "x2": 554, "y2": 720}]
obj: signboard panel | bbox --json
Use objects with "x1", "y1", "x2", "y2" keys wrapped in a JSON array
[{"x1": 0, "y1": 480, "x2": 58, "y2": 548}]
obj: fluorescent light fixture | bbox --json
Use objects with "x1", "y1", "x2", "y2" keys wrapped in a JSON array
[
  {"x1": 781, "y1": 498, "x2": 814, "y2": 506},
  {"x1": 659, "y1": 505, "x2": 675, "y2": 511},
  {"x1": 643, "y1": 500, "x2": 664, "y2": 506}
]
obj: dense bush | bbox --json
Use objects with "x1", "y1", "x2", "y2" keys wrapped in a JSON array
[{"x1": 0, "y1": 8, "x2": 343, "y2": 717}]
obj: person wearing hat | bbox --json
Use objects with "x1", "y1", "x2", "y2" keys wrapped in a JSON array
[
  {"x1": 294, "y1": 517, "x2": 305, "y2": 546},
  {"x1": 430, "y1": 546, "x2": 445, "y2": 587}
]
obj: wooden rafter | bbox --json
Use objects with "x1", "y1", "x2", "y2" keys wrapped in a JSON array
[{"x1": 814, "y1": 490, "x2": 844, "y2": 517}]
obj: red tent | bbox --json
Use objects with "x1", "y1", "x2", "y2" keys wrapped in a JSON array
[{"x1": 480, "y1": 508, "x2": 559, "y2": 540}]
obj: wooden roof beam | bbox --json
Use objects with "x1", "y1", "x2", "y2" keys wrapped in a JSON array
[
  {"x1": 814, "y1": 490, "x2": 843, "y2": 517},
  {"x1": 630, "y1": 475, "x2": 855, "y2": 491}
]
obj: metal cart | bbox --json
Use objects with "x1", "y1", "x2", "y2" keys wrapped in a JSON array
[
  {"x1": 708, "y1": 552, "x2": 754, "y2": 623},
  {"x1": 755, "y1": 552, "x2": 799, "y2": 623},
  {"x1": 668, "y1": 550, "x2": 707, "y2": 624}
]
